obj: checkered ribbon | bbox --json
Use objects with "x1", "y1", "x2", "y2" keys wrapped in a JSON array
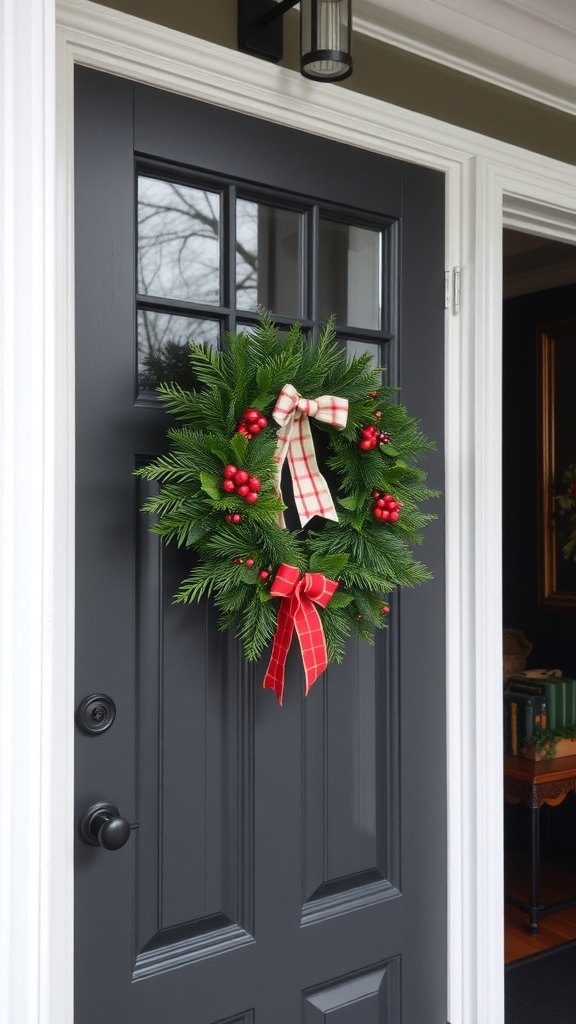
[
  {"x1": 263, "y1": 564, "x2": 339, "y2": 705},
  {"x1": 273, "y1": 384, "x2": 349, "y2": 527}
]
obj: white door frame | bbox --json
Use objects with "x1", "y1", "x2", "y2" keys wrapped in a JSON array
[{"x1": 3, "y1": 1, "x2": 576, "y2": 1022}]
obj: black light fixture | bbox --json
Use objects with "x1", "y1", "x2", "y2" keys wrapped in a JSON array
[{"x1": 238, "y1": 0, "x2": 353, "y2": 82}]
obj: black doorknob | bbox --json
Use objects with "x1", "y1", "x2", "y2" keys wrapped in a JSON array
[{"x1": 79, "y1": 802, "x2": 138, "y2": 851}]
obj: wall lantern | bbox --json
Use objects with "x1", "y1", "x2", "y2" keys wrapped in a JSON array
[{"x1": 238, "y1": 0, "x2": 353, "y2": 82}]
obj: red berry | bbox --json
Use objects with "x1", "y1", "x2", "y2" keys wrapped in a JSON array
[
  {"x1": 244, "y1": 409, "x2": 260, "y2": 423},
  {"x1": 259, "y1": 570, "x2": 269, "y2": 580},
  {"x1": 375, "y1": 498, "x2": 385, "y2": 508},
  {"x1": 248, "y1": 476, "x2": 261, "y2": 492},
  {"x1": 369, "y1": 390, "x2": 378, "y2": 398},
  {"x1": 375, "y1": 411, "x2": 382, "y2": 420},
  {"x1": 245, "y1": 557, "x2": 255, "y2": 568},
  {"x1": 245, "y1": 491, "x2": 258, "y2": 504},
  {"x1": 359, "y1": 439, "x2": 372, "y2": 451},
  {"x1": 237, "y1": 424, "x2": 249, "y2": 434},
  {"x1": 369, "y1": 437, "x2": 378, "y2": 448},
  {"x1": 232, "y1": 513, "x2": 242, "y2": 524},
  {"x1": 257, "y1": 416, "x2": 268, "y2": 429},
  {"x1": 381, "y1": 604, "x2": 390, "y2": 614},
  {"x1": 226, "y1": 514, "x2": 233, "y2": 523},
  {"x1": 233, "y1": 558, "x2": 242, "y2": 564},
  {"x1": 389, "y1": 511, "x2": 399, "y2": 522},
  {"x1": 248, "y1": 423, "x2": 261, "y2": 435},
  {"x1": 362, "y1": 426, "x2": 375, "y2": 438},
  {"x1": 237, "y1": 484, "x2": 250, "y2": 497},
  {"x1": 372, "y1": 490, "x2": 381, "y2": 498},
  {"x1": 222, "y1": 479, "x2": 235, "y2": 493},
  {"x1": 373, "y1": 507, "x2": 383, "y2": 519},
  {"x1": 234, "y1": 470, "x2": 249, "y2": 485},
  {"x1": 381, "y1": 509, "x2": 390, "y2": 520},
  {"x1": 224, "y1": 465, "x2": 237, "y2": 478}
]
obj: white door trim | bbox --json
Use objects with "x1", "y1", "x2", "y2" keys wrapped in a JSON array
[{"x1": 4, "y1": 1, "x2": 576, "y2": 1022}]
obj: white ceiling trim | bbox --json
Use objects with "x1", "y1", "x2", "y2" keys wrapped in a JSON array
[{"x1": 355, "y1": 0, "x2": 576, "y2": 116}]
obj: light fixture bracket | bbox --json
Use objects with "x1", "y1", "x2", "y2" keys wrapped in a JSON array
[{"x1": 238, "y1": 0, "x2": 299, "y2": 64}]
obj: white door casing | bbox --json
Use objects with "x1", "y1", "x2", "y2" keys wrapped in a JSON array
[{"x1": 3, "y1": 1, "x2": 576, "y2": 1022}]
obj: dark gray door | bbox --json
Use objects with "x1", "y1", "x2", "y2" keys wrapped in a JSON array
[{"x1": 74, "y1": 67, "x2": 446, "y2": 1024}]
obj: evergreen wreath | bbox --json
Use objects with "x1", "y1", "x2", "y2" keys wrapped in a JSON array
[{"x1": 136, "y1": 315, "x2": 437, "y2": 692}]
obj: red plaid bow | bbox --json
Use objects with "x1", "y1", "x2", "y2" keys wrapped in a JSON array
[
  {"x1": 273, "y1": 383, "x2": 348, "y2": 527},
  {"x1": 263, "y1": 563, "x2": 339, "y2": 704}
]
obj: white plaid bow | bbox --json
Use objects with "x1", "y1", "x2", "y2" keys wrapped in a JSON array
[{"x1": 272, "y1": 383, "x2": 349, "y2": 527}]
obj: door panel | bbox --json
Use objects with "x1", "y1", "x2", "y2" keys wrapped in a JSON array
[{"x1": 75, "y1": 67, "x2": 446, "y2": 1024}]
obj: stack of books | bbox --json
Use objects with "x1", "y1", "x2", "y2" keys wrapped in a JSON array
[{"x1": 503, "y1": 674, "x2": 576, "y2": 755}]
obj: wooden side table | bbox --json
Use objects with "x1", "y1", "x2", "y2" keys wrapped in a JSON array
[{"x1": 504, "y1": 753, "x2": 576, "y2": 933}]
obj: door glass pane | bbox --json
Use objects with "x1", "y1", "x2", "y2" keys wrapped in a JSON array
[
  {"x1": 319, "y1": 220, "x2": 381, "y2": 329},
  {"x1": 138, "y1": 177, "x2": 221, "y2": 305},
  {"x1": 346, "y1": 339, "x2": 382, "y2": 369},
  {"x1": 236, "y1": 199, "x2": 303, "y2": 316},
  {"x1": 138, "y1": 311, "x2": 220, "y2": 392}
]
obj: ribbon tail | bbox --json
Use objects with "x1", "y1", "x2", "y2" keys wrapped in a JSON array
[
  {"x1": 292, "y1": 596, "x2": 328, "y2": 696},
  {"x1": 262, "y1": 596, "x2": 295, "y2": 704}
]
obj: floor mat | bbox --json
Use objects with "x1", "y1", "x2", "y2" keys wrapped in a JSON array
[{"x1": 506, "y1": 939, "x2": 576, "y2": 1024}]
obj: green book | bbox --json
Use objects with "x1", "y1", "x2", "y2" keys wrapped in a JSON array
[{"x1": 561, "y1": 679, "x2": 576, "y2": 726}]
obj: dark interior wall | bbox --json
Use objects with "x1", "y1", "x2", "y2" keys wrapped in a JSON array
[
  {"x1": 502, "y1": 284, "x2": 576, "y2": 679},
  {"x1": 92, "y1": 0, "x2": 576, "y2": 166}
]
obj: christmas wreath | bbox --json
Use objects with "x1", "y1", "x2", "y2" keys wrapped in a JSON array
[{"x1": 137, "y1": 315, "x2": 436, "y2": 703}]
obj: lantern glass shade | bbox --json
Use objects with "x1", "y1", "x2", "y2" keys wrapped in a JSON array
[{"x1": 300, "y1": 0, "x2": 353, "y2": 81}]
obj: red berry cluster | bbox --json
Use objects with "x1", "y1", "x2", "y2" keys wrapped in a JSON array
[
  {"x1": 359, "y1": 424, "x2": 390, "y2": 451},
  {"x1": 232, "y1": 556, "x2": 270, "y2": 581},
  {"x1": 225, "y1": 512, "x2": 242, "y2": 525},
  {"x1": 372, "y1": 491, "x2": 403, "y2": 522},
  {"x1": 222, "y1": 465, "x2": 260, "y2": 503},
  {"x1": 237, "y1": 408, "x2": 268, "y2": 439}
]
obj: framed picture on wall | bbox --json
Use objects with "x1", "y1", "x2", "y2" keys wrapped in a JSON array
[{"x1": 538, "y1": 318, "x2": 576, "y2": 609}]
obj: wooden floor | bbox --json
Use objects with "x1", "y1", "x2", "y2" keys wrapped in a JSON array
[{"x1": 505, "y1": 848, "x2": 576, "y2": 963}]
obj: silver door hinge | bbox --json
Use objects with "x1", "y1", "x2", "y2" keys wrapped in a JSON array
[{"x1": 445, "y1": 267, "x2": 461, "y2": 314}]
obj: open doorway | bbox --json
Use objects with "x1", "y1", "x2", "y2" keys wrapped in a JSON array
[{"x1": 502, "y1": 228, "x2": 576, "y2": 964}]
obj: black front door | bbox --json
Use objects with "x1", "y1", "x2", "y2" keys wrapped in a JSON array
[{"x1": 74, "y1": 67, "x2": 446, "y2": 1024}]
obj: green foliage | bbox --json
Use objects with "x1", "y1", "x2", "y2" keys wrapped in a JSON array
[
  {"x1": 523, "y1": 723, "x2": 576, "y2": 760},
  {"x1": 136, "y1": 315, "x2": 438, "y2": 669}
]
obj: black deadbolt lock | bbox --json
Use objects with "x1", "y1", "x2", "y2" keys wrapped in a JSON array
[{"x1": 76, "y1": 693, "x2": 116, "y2": 735}]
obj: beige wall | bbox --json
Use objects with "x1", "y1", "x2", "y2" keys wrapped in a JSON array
[{"x1": 94, "y1": 0, "x2": 576, "y2": 165}]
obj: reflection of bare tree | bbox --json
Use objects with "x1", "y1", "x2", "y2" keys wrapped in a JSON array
[
  {"x1": 139, "y1": 339, "x2": 200, "y2": 392},
  {"x1": 138, "y1": 311, "x2": 219, "y2": 391},
  {"x1": 137, "y1": 177, "x2": 258, "y2": 389},
  {"x1": 138, "y1": 178, "x2": 221, "y2": 302},
  {"x1": 138, "y1": 178, "x2": 258, "y2": 305},
  {"x1": 236, "y1": 198, "x2": 259, "y2": 308}
]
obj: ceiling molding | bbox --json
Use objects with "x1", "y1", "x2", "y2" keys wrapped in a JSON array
[{"x1": 354, "y1": 0, "x2": 576, "y2": 117}]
